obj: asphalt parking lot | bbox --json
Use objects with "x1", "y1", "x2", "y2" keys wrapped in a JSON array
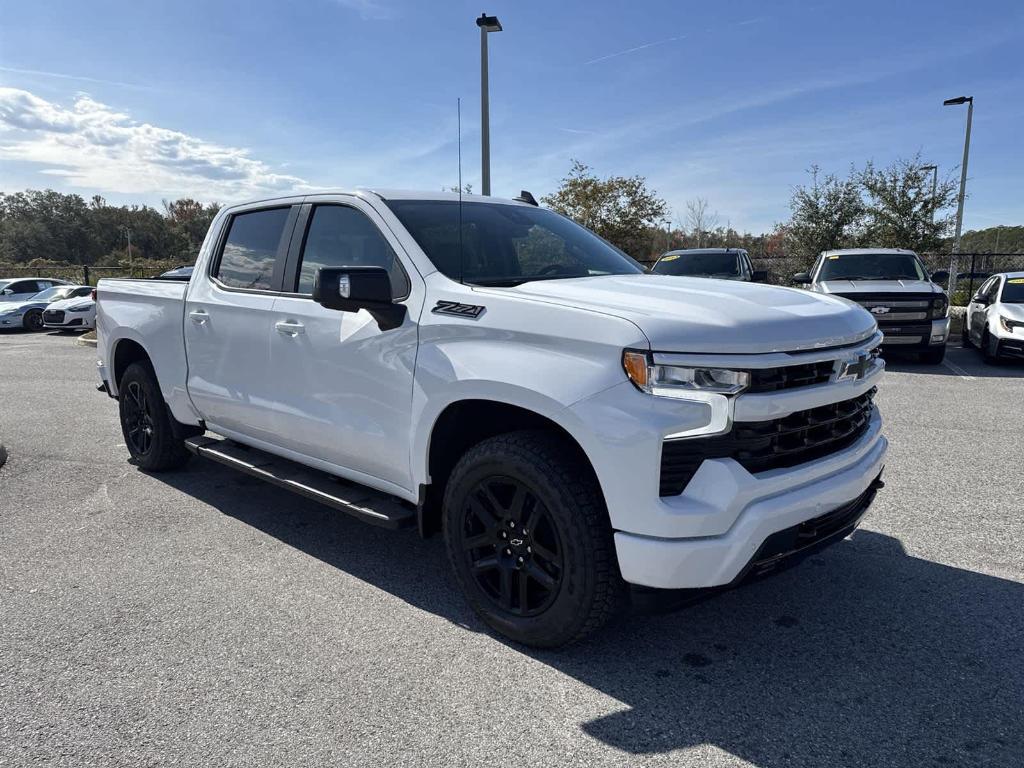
[{"x1": 1, "y1": 331, "x2": 1022, "y2": 768}]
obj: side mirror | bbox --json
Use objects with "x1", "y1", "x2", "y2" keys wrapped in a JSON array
[
  {"x1": 972, "y1": 295, "x2": 990, "y2": 306},
  {"x1": 792, "y1": 272, "x2": 811, "y2": 285},
  {"x1": 930, "y1": 269, "x2": 949, "y2": 283},
  {"x1": 313, "y1": 266, "x2": 406, "y2": 331},
  {"x1": 752, "y1": 270, "x2": 769, "y2": 283},
  {"x1": 1, "y1": 289, "x2": 12, "y2": 295}
]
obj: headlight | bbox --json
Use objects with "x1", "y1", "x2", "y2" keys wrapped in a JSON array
[
  {"x1": 623, "y1": 350, "x2": 750, "y2": 397},
  {"x1": 1000, "y1": 315, "x2": 1023, "y2": 333},
  {"x1": 67, "y1": 304, "x2": 92, "y2": 312},
  {"x1": 931, "y1": 295, "x2": 949, "y2": 318}
]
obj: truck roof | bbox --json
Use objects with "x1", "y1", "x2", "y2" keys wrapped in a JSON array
[
  {"x1": 362, "y1": 188, "x2": 533, "y2": 206},
  {"x1": 821, "y1": 248, "x2": 919, "y2": 257}
]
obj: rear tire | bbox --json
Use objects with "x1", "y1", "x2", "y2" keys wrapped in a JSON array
[
  {"x1": 920, "y1": 346, "x2": 946, "y2": 364},
  {"x1": 442, "y1": 430, "x2": 625, "y2": 648},
  {"x1": 23, "y1": 310, "x2": 43, "y2": 331},
  {"x1": 118, "y1": 362, "x2": 191, "y2": 471},
  {"x1": 961, "y1": 324, "x2": 972, "y2": 347}
]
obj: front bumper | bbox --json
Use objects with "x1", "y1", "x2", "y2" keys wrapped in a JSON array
[
  {"x1": 879, "y1": 317, "x2": 949, "y2": 348},
  {"x1": 568, "y1": 347, "x2": 888, "y2": 590},
  {"x1": 612, "y1": 414, "x2": 886, "y2": 588}
]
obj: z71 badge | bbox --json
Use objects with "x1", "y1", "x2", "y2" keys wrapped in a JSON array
[{"x1": 432, "y1": 300, "x2": 486, "y2": 319}]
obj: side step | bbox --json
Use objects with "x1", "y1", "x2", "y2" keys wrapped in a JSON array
[{"x1": 184, "y1": 435, "x2": 416, "y2": 530}]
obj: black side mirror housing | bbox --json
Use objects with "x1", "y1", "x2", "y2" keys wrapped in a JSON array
[
  {"x1": 313, "y1": 266, "x2": 406, "y2": 330},
  {"x1": 930, "y1": 269, "x2": 949, "y2": 283},
  {"x1": 751, "y1": 270, "x2": 769, "y2": 283},
  {"x1": 792, "y1": 272, "x2": 812, "y2": 285},
  {"x1": 973, "y1": 294, "x2": 990, "y2": 306}
]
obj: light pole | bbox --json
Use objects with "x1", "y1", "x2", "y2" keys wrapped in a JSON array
[
  {"x1": 920, "y1": 164, "x2": 937, "y2": 225},
  {"x1": 476, "y1": 13, "x2": 502, "y2": 196},
  {"x1": 943, "y1": 95, "x2": 973, "y2": 296},
  {"x1": 122, "y1": 226, "x2": 133, "y2": 276}
]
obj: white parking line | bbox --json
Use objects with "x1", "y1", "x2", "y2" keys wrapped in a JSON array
[{"x1": 942, "y1": 359, "x2": 976, "y2": 380}]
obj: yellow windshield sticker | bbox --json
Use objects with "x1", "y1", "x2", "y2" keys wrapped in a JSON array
[
  {"x1": 827, "y1": 255, "x2": 839, "y2": 259},
  {"x1": 661, "y1": 254, "x2": 680, "y2": 261},
  {"x1": 1008, "y1": 278, "x2": 1024, "y2": 284}
]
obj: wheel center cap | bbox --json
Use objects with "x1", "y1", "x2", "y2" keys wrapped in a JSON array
[{"x1": 509, "y1": 538, "x2": 524, "y2": 547}]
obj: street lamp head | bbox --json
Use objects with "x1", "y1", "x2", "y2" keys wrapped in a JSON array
[
  {"x1": 920, "y1": 164, "x2": 937, "y2": 171},
  {"x1": 943, "y1": 96, "x2": 972, "y2": 106},
  {"x1": 476, "y1": 13, "x2": 502, "y2": 32}
]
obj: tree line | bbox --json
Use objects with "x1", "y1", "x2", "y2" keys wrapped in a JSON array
[
  {"x1": 2, "y1": 156, "x2": 1019, "y2": 275},
  {"x1": 0, "y1": 190, "x2": 220, "y2": 269}
]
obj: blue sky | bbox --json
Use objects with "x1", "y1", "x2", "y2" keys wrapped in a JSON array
[{"x1": 0, "y1": 0, "x2": 1021, "y2": 233}]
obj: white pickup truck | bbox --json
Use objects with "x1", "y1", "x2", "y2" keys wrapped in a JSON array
[{"x1": 96, "y1": 189, "x2": 888, "y2": 647}]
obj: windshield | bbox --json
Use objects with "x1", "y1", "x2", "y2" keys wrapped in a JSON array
[
  {"x1": 31, "y1": 286, "x2": 76, "y2": 303},
  {"x1": 818, "y1": 253, "x2": 926, "y2": 281},
  {"x1": 384, "y1": 200, "x2": 643, "y2": 286},
  {"x1": 653, "y1": 252, "x2": 740, "y2": 277},
  {"x1": 1001, "y1": 278, "x2": 1024, "y2": 303}
]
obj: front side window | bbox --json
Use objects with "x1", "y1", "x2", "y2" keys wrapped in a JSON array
[
  {"x1": 384, "y1": 200, "x2": 643, "y2": 286},
  {"x1": 817, "y1": 253, "x2": 926, "y2": 281},
  {"x1": 215, "y1": 207, "x2": 291, "y2": 290},
  {"x1": 294, "y1": 205, "x2": 408, "y2": 298}
]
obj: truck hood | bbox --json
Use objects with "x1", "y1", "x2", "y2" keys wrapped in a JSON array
[
  {"x1": 501, "y1": 274, "x2": 877, "y2": 353},
  {"x1": 816, "y1": 279, "x2": 940, "y2": 295}
]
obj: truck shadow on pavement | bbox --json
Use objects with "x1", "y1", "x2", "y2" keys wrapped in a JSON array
[{"x1": 157, "y1": 464, "x2": 1023, "y2": 768}]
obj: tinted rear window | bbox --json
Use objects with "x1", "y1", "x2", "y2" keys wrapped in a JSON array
[{"x1": 215, "y1": 208, "x2": 291, "y2": 290}]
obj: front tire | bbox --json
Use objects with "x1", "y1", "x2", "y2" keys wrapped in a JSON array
[
  {"x1": 981, "y1": 331, "x2": 1001, "y2": 364},
  {"x1": 443, "y1": 431, "x2": 625, "y2": 648},
  {"x1": 118, "y1": 362, "x2": 191, "y2": 471},
  {"x1": 23, "y1": 310, "x2": 43, "y2": 331}
]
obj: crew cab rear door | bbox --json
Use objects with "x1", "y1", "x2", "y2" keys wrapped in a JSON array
[
  {"x1": 266, "y1": 195, "x2": 423, "y2": 494},
  {"x1": 184, "y1": 202, "x2": 300, "y2": 442}
]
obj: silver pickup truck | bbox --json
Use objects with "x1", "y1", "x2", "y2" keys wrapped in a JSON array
[{"x1": 793, "y1": 248, "x2": 950, "y2": 364}]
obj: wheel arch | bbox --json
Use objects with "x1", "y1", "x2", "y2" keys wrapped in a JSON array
[{"x1": 418, "y1": 397, "x2": 605, "y2": 537}]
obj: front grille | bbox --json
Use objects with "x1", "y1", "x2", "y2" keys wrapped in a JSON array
[
  {"x1": 43, "y1": 310, "x2": 65, "y2": 324},
  {"x1": 833, "y1": 292, "x2": 935, "y2": 329},
  {"x1": 659, "y1": 389, "x2": 876, "y2": 496},
  {"x1": 747, "y1": 359, "x2": 834, "y2": 393}
]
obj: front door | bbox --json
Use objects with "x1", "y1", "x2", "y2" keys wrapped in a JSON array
[
  {"x1": 185, "y1": 204, "x2": 298, "y2": 443},
  {"x1": 267, "y1": 197, "x2": 422, "y2": 494}
]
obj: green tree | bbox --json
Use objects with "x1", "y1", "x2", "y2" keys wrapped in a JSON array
[
  {"x1": 785, "y1": 166, "x2": 866, "y2": 258},
  {"x1": 859, "y1": 154, "x2": 957, "y2": 251},
  {"x1": 542, "y1": 160, "x2": 668, "y2": 259}
]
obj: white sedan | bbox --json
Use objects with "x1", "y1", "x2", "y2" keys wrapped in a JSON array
[
  {"x1": 963, "y1": 271, "x2": 1024, "y2": 362},
  {"x1": 43, "y1": 290, "x2": 96, "y2": 331}
]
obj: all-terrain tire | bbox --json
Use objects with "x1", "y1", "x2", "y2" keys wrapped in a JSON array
[
  {"x1": 442, "y1": 430, "x2": 625, "y2": 648},
  {"x1": 118, "y1": 361, "x2": 191, "y2": 471}
]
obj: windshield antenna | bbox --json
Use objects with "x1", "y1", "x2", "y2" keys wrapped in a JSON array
[{"x1": 457, "y1": 97, "x2": 465, "y2": 285}]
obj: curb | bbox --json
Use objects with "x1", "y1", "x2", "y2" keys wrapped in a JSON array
[{"x1": 77, "y1": 332, "x2": 97, "y2": 348}]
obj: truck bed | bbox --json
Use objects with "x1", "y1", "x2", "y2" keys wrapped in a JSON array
[{"x1": 95, "y1": 278, "x2": 193, "y2": 423}]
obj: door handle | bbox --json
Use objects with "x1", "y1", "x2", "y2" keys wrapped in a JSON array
[
  {"x1": 189, "y1": 310, "x2": 208, "y2": 324},
  {"x1": 275, "y1": 320, "x2": 305, "y2": 336}
]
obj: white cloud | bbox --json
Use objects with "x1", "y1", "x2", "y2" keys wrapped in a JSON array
[{"x1": 0, "y1": 87, "x2": 306, "y2": 200}]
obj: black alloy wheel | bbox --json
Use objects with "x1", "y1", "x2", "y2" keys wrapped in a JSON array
[
  {"x1": 23, "y1": 310, "x2": 43, "y2": 331},
  {"x1": 457, "y1": 476, "x2": 564, "y2": 617},
  {"x1": 122, "y1": 379, "x2": 155, "y2": 457}
]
